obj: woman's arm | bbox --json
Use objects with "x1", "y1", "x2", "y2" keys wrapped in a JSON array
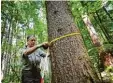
[
  {"x1": 23, "y1": 42, "x2": 49, "y2": 56},
  {"x1": 23, "y1": 44, "x2": 42, "y2": 56}
]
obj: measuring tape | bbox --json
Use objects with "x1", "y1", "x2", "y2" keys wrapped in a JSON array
[{"x1": 49, "y1": 32, "x2": 80, "y2": 45}]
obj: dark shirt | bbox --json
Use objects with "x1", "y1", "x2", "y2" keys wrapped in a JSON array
[{"x1": 21, "y1": 46, "x2": 46, "y2": 70}]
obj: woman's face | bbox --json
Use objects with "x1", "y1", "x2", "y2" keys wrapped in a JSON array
[{"x1": 27, "y1": 37, "x2": 36, "y2": 47}]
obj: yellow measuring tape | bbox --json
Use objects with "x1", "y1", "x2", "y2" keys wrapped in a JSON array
[{"x1": 49, "y1": 32, "x2": 80, "y2": 45}]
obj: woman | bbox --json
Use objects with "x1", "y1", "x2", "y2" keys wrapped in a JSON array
[{"x1": 21, "y1": 35, "x2": 49, "y2": 83}]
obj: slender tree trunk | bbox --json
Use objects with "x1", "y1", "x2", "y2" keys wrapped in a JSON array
[
  {"x1": 80, "y1": 1, "x2": 101, "y2": 47},
  {"x1": 82, "y1": 15, "x2": 101, "y2": 47},
  {"x1": 103, "y1": 6, "x2": 113, "y2": 21},
  {"x1": 93, "y1": 14, "x2": 106, "y2": 42},
  {"x1": 4, "y1": 18, "x2": 12, "y2": 77},
  {"x1": 96, "y1": 11, "x2": 110, "y2": 43},
  {"x1": 46, "y1": 1, "x2": 101, "y2": 83}
]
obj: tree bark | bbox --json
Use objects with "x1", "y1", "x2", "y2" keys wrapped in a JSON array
[{"x1": 46, "y1": 1, "x2": 101, "y2": 83}]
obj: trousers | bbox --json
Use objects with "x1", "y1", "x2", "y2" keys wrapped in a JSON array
[{"x1": 22, "y1": 67, "x2": 41, "y2": 83}]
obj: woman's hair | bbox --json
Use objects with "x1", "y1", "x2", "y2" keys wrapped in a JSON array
[{"x1": 27, "y1": 35, "x2": 35, "y2": 41}]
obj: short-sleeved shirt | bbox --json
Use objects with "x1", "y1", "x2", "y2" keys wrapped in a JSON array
[{"x1": 21, "y1": 46, "x2": 46, "y2": 70}]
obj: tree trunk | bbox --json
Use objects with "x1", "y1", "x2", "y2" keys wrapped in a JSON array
[
  {"x1": 95, "y1": 11, "x2": 110, "y2": 43},
  {"x1": 82, "y1": 15, "x2": 101, "y2": 47},
  {"x1": 103, "y1": 6, "x2": 113, "y2": 21},
  {"x1": 46, "y1": 1, "x2": 101, "y2": 83}
]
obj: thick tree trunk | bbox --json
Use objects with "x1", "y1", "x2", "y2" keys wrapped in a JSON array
[{"x1": 46, "y1": 1, "x2": 101, "y2": 83}]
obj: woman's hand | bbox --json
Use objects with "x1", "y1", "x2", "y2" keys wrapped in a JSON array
[{"x1": 42, "y1": 42, "x2": 49, "y2": 49}]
